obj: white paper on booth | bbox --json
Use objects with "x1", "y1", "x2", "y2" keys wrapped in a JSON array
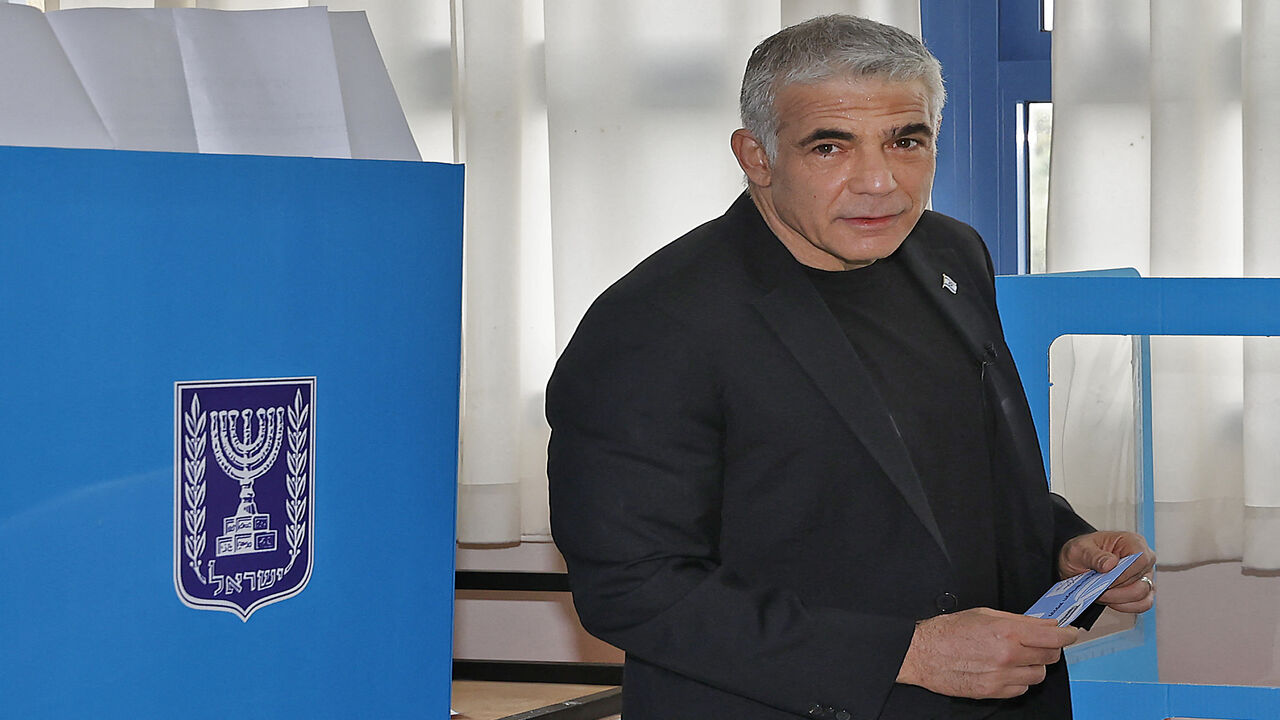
[
  {"x1": 172, "y1": 6, "x2": 351, "y2": 158},
  {"x1": 328, "y1": 11, "x2": 421, "y2": 162},
  {"x1": 46, "y1": 8, "x2": 199, "y2": 154},
  {"x1": 58, "y1": 0, "x2": 155, "y2": 8},
  {"x1": 0, "y1": 3, "x2": 113, "y2": 150}
]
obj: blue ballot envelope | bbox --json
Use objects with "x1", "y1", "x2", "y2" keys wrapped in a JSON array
[
  {"x1": 0, "y1": 146, "x2": 463, "y2": 718},
  {"x1": 1024, "y1": 553, "x2": 1141, "y2": 627}
]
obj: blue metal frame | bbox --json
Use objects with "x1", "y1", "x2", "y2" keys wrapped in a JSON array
[
  {"x1": 1071, "y1": 681, "x2": 1280, "y2": 720},
  {"x1": 922, "y1": 0, "x2": 998, "y2": 259},
  {"x1": 922, "y1": 0, "x2": 1050, "y2": 275},
  {"x1": 996, "y1": 271, "x2": 1280, "y2": 718},
  {"x1": 999, "y1": 269, "x2": 1156, "y2": 682}
]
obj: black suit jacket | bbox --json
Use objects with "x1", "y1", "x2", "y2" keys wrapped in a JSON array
[{"x1": 547, "y1": 194, "x2": 1095, "y2": 719}]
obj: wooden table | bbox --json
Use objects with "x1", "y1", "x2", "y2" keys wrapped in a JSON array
[{"x1": 451, "y1": 681, "x2": 621, "y2": 720}]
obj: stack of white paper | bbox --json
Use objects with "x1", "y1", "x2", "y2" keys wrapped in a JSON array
[{"x1": 0, "y1": 3, "x2": 420, "y2": 161}]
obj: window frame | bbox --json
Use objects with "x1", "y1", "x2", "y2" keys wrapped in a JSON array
[{"x1": 922, "y1": 0, "x2": 1049, "y2": 275}]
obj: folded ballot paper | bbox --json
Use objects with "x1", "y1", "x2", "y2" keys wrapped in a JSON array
[
  {"x1": 1024, "y1": 552, "x2": 1143, "y2": 627},
  {"x1": 0, "y1": 3, "x2": 419, "y2": 161}
]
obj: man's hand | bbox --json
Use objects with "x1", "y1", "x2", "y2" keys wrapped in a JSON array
[
  {"x1": 895, "y1": 608, "x2": 1079, "y2": 699},
  {"x1": 1058, "y1": 531, "x2": 1156, "y2": 613}
]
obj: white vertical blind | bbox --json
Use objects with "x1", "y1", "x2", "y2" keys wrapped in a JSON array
[
  {"x1": 1241, "y1": 0, "x2": 1280, "y2": 569},
  {"x1": 1049, "y1": 0, "x2": 1280, "y2": 568},
  {"x1": 454, "y1": 0, "x2": 553, "y2": 543},
  {"x1": 542, "y1": 0, "x2": 774, "y2": 354}
]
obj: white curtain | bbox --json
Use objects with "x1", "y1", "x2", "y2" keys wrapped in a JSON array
[{"x1": 1048, "y1": 0, "x2": 1280, "y2": 568}]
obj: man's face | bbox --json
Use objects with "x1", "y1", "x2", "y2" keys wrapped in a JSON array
[{"x1": 736, "y1": 75, "x2": 937, "y2": 271}]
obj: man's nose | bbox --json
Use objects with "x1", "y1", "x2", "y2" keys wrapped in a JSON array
[{"x1": 846, "y1": 150, "x2": 897, "y2": 194}]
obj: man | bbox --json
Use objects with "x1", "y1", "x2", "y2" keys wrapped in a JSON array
[{"x1": 547, "y1": 14, "x2": 1155, "y2": 720}]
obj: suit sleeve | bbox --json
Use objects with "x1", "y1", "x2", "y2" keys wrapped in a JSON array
[
  {"x1": 547, "y1": 294, "x2": 918, "y2": 719},
  {"x1": 1050, "y1": 493, "x2": 1096, "y2": 558}
]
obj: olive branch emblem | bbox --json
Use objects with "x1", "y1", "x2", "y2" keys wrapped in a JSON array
[
  {"x1": 182, "y1": 394, "x2": 209, "y2": 584},
  {"x1": 284, "y1": 389, "x2": 310, "y2": 575}
]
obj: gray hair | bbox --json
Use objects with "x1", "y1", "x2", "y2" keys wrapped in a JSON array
[{"x1": 740, "y1": 14, "x2": 945, "y2": 161}]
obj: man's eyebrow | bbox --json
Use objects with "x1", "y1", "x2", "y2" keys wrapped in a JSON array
[
  {"x1": 888, "y1": 122, "x2": 934, "y2": 140},
  {"x1": 796, "y1": 128, "x2": 856, "y2": 146}
]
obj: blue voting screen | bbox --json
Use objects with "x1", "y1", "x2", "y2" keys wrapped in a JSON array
[{"x1": 0, "y1": 146, "x2": 463, "y2": 718}]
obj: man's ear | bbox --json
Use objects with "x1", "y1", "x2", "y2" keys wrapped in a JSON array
[{"x1": 731, "y1": 129, "x2": 772, "y2": 188}]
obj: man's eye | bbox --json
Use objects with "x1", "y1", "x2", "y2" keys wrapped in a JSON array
[
  {"x1": 894, "y1": 137, "x2": 923, "y2": 150},
  {"x1": 813, "y1": 143, "x2": 837, "y2": 155}
]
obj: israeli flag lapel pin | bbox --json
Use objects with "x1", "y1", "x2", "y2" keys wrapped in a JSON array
[{"x1": 942, "y1": 273, "x2": 958, "y2": 294}]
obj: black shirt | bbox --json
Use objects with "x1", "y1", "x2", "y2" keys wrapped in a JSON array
[{"x1": 803, "y1": 250, "x2": 1000, "y2": 613}]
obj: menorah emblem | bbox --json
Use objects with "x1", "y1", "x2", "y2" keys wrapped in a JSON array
[
  {"x1": 211, "y1": 405, "x2": 286, "y2": 556},
  {"x1": 176, "y1": 377, "x2": 315, "y2": 621}
]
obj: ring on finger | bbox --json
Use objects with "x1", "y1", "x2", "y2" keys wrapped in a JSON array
[{"x1": 1139, "y1": 575, "x2": 1154, "y2": 594}]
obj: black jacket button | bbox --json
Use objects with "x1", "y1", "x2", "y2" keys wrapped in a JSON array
[
  {"x1": 935, "y1": 592, "x2": 958, "y2": 612},
  {"x1": 835, "y1": 711, "x2": 852, "y2": 720}
]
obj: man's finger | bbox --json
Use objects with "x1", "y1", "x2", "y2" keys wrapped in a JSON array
[
  {"x1": 1010, "y1": 663, "x2": 1049, "y2": 686},
  {"x1": 1101, "y1": 572, "x2": 1154, "y2": 613},
  {"x1": 1098, "y1": 585, "x2": 1143, "y2": 606},
  {"x1": 995, "y1": 684, "x2": 1032, "y2": 699},
  {"x1": 1109, "y1": 551, "x2": 1156, "y2": 586},
  {"x1": 994, "y1": 666, "x2": 1051, "y2": 698},
  {"x1": 1109, "y1": 567, "x2": 1147, "y2": 587},
  {"x1": 1016, "y1": 621, "x2": 1080, "y2": 649},
  {"x1": 1080, "y1": 545, "x2": 1119, "y2": 573},
  {"x1": 1099, "y1": 576, "x2": 1152, "y2": 605},
  {"x1": 1107, "y1": 595, "x2": 1156, "y2": 614},
  {"x1": 1009, "y1": 646, "x2": 1062, "y2": 668}
]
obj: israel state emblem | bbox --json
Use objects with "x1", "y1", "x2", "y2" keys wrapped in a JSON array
[{"x1": 174, "y1": 377, "x2": 315, "y2": 620}]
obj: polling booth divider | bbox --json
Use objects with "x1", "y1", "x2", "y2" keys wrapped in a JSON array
[
  {"x1": 0, "y1": 146, "x2": 463, "y2": 718},
  {"x1": 996, "y1": 270, "x2": 1280, "y2": 720}
]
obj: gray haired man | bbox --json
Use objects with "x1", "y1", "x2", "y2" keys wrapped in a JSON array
[{"x1": 548, "y1": 15, "x2": 1155, "y2": 719}]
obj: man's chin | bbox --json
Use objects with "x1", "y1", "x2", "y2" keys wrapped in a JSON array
[{"x1": 829, "y1": 236, "x2": 909, "y2": 268}]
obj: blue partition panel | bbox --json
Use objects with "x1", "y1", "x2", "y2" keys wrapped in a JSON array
[
  {"x1": 0, "y1": 146, "x2": 463, "y2": 718},
  {"x1": 1071, "y1": 680, "x2": 1280, "y2": 720},
  {"x1": 995, "y1": 272, "x2": 1280, "y2": 719}
]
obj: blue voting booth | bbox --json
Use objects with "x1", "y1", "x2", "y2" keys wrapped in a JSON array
[
  {"x1": 0, "y1": 146, "x2": 462, "y2": 718},
  {"x1": 997, "y1": 271, "x2": 1280, "y2": 720}
]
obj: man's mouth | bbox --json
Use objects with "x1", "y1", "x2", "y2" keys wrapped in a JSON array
[{"x1": 841, "y1": 211, "x2": 903, "y2": 227}]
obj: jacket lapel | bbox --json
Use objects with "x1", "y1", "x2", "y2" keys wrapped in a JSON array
[
  {"x1": 894, "y1": 217, "x2": 1058, "y2": 559},
  {"x1": 733, "y1": 197, "x2": 949, "y2": 560},
  {"x1": 894, "y1": 223, "x2": 995, "y2": 365}
]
